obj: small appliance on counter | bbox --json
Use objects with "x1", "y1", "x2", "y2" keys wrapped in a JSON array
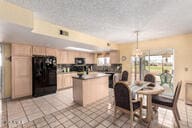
[
  {"x1": 32, "y1": 56, "x2": 57, "y2": 97},
  {"x1": 74, "y1": 58, "x2": 88, "y2": 77},
  {"x1": 75, "y1": 58, "x2": 85, "y2": 65}
]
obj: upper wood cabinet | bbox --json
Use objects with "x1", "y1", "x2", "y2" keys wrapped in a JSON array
[
  {"x1": 86, "y1": 53, "x2": 95, "y2": 64},
  {"x1": 12, "y1": 44, "x2": 32, "y2": 56},
  {"x1": 68, "y1": 51, "x2": 78, "y2": 64},
  {"x1": 56, "y1": 50, "x2": 62, "y2": 64},
  {"x1": 32, "y1": 46, "x2": 46, "y2": 55},
  {"x1": 46, "y1": 48, "x2": 57, "y2": 57},
  {"x1": 79, "y1": 52, "x2": 87, "y2": 58},
  {"x1": 57, "y1": 50, "x2": 68, "y2": 64},
  {"x1": 12, "y1": 56, "x2": 32, "y2": 99},
  {"x1": 110, "y1": 51, "x2": 120, "y2": 64}
]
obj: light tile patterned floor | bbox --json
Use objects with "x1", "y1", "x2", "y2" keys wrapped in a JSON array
[{"x1": 0, "y1": 88, "x2": 192, "y2": 128}]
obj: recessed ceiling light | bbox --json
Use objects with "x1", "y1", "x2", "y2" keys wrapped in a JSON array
[{"x1": 65, "y1": 47, "x2": 94, "y2": 52}]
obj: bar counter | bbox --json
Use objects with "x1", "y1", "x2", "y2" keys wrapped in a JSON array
[{"x1": 72, "y1": 73, "x2": 109, "y2": 106}]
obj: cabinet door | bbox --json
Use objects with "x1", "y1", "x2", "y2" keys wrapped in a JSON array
[
  {"x1": 110, "y1": 51, "x2": 120, "y2": 64},
  {"x1": 80, "y1": 52, "x2": 87, "y2": 58},
  {"x1": 61, "y1": 50, "x2": 68, "y2": 64},
  {"x1": 56, "y1": 50, "x2": 62, "y2": 64},
  {"x1": 63, "y1": 74, "x2": 72, "y2": 87},
  {"x1": 32, "y1": 46, "x2": 46, "y2": 55},
  {"x1": 57, "y1": 74, "x2": 63, "y2": 90},
  {"x1": 12, "y1": 56, "x2": 32, "y2": 99},
  {"x1": 56, "y1": 50, "x2": 68, "y2": 64},
  {"x1": 86, "y1": 53, "x2": 94, "y2": 64},
  {"x1": 12, "y1": 44, "x2": 32, "y2": 56},
  {"x1": 46, "y1": 48, "x2": 57, "y2": 57},
  {"x1": 67, "y1": 51, "x2": 77, "y2": 64}
]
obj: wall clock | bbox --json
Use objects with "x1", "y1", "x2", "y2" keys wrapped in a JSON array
[{"x1": 121, "y1": 56, "x2": 127, "y2": 61}]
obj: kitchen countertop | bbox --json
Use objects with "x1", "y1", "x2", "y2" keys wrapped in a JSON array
[
  {"x1": 57, "y1": 71, "x2": 77, "y2": 74},
  {"x1": 57, "y1": 71, "x2": 101, "y2": 74},
  {"x1": 72, "y1": 73, "x2": 110, "y2": 80}
]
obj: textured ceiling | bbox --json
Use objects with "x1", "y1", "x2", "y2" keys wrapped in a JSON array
[{"x1": 6, "y1": 0, "x2": 192, "y2": 43}]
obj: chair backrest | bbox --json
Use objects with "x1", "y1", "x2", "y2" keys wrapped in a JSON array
[
  {"x1": 173, "y1": 81, "x2": 182, "y2": 107},
  {"x1": 113, "y1": 73, "x2": 120, "y2": 87},
  {"x1": 114, "y1": 82, "x2": 132, "y2": 111},
  {"x1": 160, "y1": 73, "x2": 172, "y2": 84},
  {"x1": 121, "y1": 71, "x2": 129, "y2": 81},
  {"x1": 144, "y1": 74, "x2": 156, "y2": 83}
]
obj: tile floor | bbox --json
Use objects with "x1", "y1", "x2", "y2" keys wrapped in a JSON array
[{"x1": 0, "y1": 88, "x2": 192, "y2": 128}]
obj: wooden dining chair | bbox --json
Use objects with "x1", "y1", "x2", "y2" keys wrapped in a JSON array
[
  {"x1": 114, "y1": 82, "x2": 142, "y2": 127},
  {"x1": 121, "y1": 70, "x2": 129, "y2": 81},
  {"x1": 152, "y1": 81, "x2": 182, "y2": 128},
  {"x1": 144, "y1": 73, "x2": 156, "y2": 83}
]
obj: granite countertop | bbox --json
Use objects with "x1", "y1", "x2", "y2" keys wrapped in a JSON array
[
  {"x1": 57, "y1": 71, "x2": 77, "y2": 74},
  {"x1": 57, "y1": 71, "x2": 100, "y2": 74},
  {"x1": 72, "y1": 73, "x2": 110, "y2": 80}
]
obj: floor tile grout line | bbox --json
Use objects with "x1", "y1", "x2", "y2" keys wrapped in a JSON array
[
  {"x1": 185, "y1": 105, "x2": 189, "y2": 128},
  {"x1": 32, "y1": 98, "x2": 47, "y2": 116},
  {"x1": 42, "y1": 96, "x2": 68, "y2": 113},
  {"x1": 19, "y1": 99, "x2": 30, "y2": 124},
  {"x1": 44, "y1": 93, "x2": 70, "y2": 109},
  {"x1": 5, "y1": 99, "x2": 9, "y2": 128},
  {"x1": 160, "y1": 109, "x2": 167, "y2": 128}
]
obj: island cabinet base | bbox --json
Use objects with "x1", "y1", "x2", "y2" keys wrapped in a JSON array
[{"x1": 73, "y1": 76, "x2": 109, "y2": 106}]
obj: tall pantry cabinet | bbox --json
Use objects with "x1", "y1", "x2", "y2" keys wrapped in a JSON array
[{"x1": 11, "y1": 44, "x2": 32, "y2": 99}]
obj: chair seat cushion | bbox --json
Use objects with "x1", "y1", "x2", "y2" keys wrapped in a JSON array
[{"x1": 152, "y1": 95, "x2": 173, "y2": 107}]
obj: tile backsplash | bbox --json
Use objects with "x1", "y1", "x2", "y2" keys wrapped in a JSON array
[{"x1": 57, "y1": 64, "x2": 122, "y2": 73}]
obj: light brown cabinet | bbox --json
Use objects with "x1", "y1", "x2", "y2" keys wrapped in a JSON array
[
  {"x1": 79, "y1": 52, "x2": 95, "y2": 64},
  {"x1": 12, "y1": 44, "x2": 32, "y2": 56},
  {"x1": 12, "y1": 44, "x2": 32, "y2": 99},
  {"x1": 57, "y1": 50, "x2": 68, "y2": 64},
  {"x1": 110, "y1": 51, "x2": 120, "y2": 64},
  {"x1": 86, "y1": 53, "x2": 95, "y2": 64},
  {"x1": 57, "y1": 50, "x2": 95, "y2": 64},
  {"x1": 68, "y1": 51, "x2": 78, "y2": 64},
  {"x1": 12, "y1": 56, "x2": 32, "y2": 99},
  {"x1": 57, "y1": 74, "x2": 63, "y2": 90},
  {"x1": 57, "y1": 73, "x2": 74, "y2": 90},
  {"x1": 46, "y1": 48, "x2": 57, "y2": 56},
  {"x1": 32, "y1": 46, "x2": 46, "y2": 55},
  {"x1": 63, "y1": 74, "x2": 73, "y2": 87}
]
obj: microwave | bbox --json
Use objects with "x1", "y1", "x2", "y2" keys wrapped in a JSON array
[{"x1": 75, "y1": 58, "x2": 85, "y2": 65}]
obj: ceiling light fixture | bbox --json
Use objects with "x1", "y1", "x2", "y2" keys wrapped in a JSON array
[
  {"x1": 65, "y1": 47, "x2": 94, "y2": 52},
  {"x1": 133, "y1": 31, "x2": 143, "y2": 57}
]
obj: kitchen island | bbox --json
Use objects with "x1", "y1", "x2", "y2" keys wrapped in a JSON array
[{"x1": 72, "y1": 73, "x2": 109, "y2": 106}]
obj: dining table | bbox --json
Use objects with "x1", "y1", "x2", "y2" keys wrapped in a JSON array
[{"x1": 121, "y1": 81, "x2": 165, "y2": 123}]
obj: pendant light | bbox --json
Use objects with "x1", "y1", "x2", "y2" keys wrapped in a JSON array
[{"x1": 134, "y1": 31, "x2": 143, "y2": 57}]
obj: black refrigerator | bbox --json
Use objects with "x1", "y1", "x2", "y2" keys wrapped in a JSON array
[{"x1": 32, "y1": 56, "x2": 57, "y2": 97}]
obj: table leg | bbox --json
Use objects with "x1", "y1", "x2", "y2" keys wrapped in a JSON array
[{"x1": 146, "y1": 95, "x2": 152, "y2": 122}]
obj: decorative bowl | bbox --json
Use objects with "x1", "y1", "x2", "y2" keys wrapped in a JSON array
[
  {"x1": 77, "y1": 73, "x2": 83, "y2": 78},
  {"x1": 135, "y1": 81, "x2": 143, "y2": 86}
]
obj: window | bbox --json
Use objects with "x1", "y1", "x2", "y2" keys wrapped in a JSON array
[
  {"x1": 97, "y1": 57, "x2": 110, "y2": 66},
  {"x1": 0, "y1": 53, "x2": 2, "y2": 67}
]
